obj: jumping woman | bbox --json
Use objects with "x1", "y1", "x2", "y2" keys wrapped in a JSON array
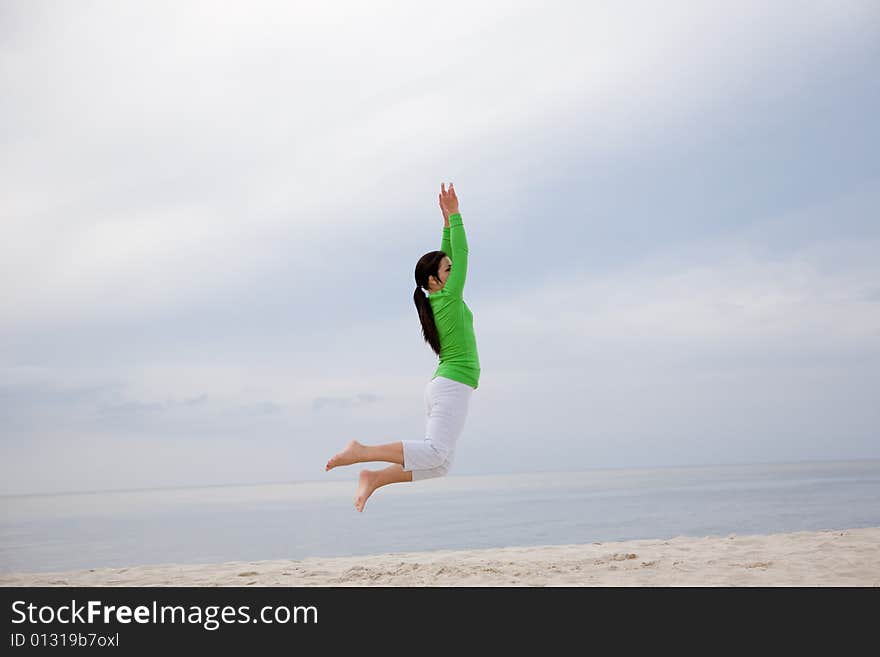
[{"x1": 325, "y1": 181, "x2": 481, "y2": 512}]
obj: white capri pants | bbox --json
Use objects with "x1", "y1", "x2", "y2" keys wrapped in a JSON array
[{"x1": 401, "y1": 376, "x2": 474, "y2": 481}]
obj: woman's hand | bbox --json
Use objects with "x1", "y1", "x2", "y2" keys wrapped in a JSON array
[
  {"x1": 439, "y1": 193, "x2": 449, "y2": 226},
  {"x1": 439, "y1": 182, "x2": 459, "y2": 224}
]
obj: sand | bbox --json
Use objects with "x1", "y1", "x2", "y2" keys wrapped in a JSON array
[{"x1": 2, "y1": 527, "x2": 878, "y2": 587}]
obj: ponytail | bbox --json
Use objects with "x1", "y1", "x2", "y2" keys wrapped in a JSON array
[{"x1": 413, "y1": 251, "x2": 446, "y2": 356}]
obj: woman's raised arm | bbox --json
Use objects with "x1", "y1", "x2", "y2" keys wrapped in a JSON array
[
  {"x1": 439, "y1": 183, "x2": 468, "y2": 297},
  {"x1": 440, "y1": 196, "x2": 452, "y2": 253}
]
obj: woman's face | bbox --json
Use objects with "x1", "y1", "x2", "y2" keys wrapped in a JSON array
[{"x1": 430, "y1": 256, "x2": 452, "y2": 291}]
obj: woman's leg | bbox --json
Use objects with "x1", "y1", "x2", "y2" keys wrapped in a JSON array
[
  {"x1": 325, "y1": 440, "x2": 404, "y2": 471},
  {"x1": 325, "y1": 378, "x2": 472, "y2": 476},
  {"x1": 354, "y1": 464, "x2": 413, "y2": 512},
  {"x1": 403, "y1": 377, "x2": 472, "y2": 480}
]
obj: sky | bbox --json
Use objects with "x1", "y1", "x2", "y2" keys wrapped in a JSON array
[{"x1": 1, "y1": 0, "x2": 878, "y2": 495}]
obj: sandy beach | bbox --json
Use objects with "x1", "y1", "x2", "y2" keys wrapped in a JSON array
[{"x1": 2, "y1": 526, "x2": 878, "y2": 586}]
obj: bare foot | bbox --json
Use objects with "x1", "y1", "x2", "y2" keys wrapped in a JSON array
[
  {"x1": 354, "y1": 469, "x2": 380, "y2": 512},
  {"x1": 326, "y1": 440, "x2": 365, "y2": 471}
]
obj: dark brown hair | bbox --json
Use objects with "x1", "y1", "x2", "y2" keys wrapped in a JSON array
[{"x1": 413, "y1": 250, "x2": 447, "y2": 356}]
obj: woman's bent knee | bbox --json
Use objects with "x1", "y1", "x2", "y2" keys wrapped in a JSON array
[
  {"x1": 412, "y1": 457, "x2": 452, "y2": 481},
  {"x1": 423, "y1": 441, "x2": 451, "y2": 469}
]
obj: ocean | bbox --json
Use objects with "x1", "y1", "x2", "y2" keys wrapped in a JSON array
[{"x1": 2, "y1": 459, "x2": 879, "y2": 574}]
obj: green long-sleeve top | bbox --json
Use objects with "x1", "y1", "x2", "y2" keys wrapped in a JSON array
[{"x1": 428, "y1": 212, "x2": 481, "y2": 390}]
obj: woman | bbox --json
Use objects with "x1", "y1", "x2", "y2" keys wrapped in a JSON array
[{"x1": 325, "y1": 181, "x2": 481, "y2": 512}]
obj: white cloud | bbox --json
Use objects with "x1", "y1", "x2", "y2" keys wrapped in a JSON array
[
  {"x1": 503, "y1": 238, "x2": 880, "y2": 344},
  {"x1": 3, "y1": 0, "x2": 875, "y2": 330}
]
